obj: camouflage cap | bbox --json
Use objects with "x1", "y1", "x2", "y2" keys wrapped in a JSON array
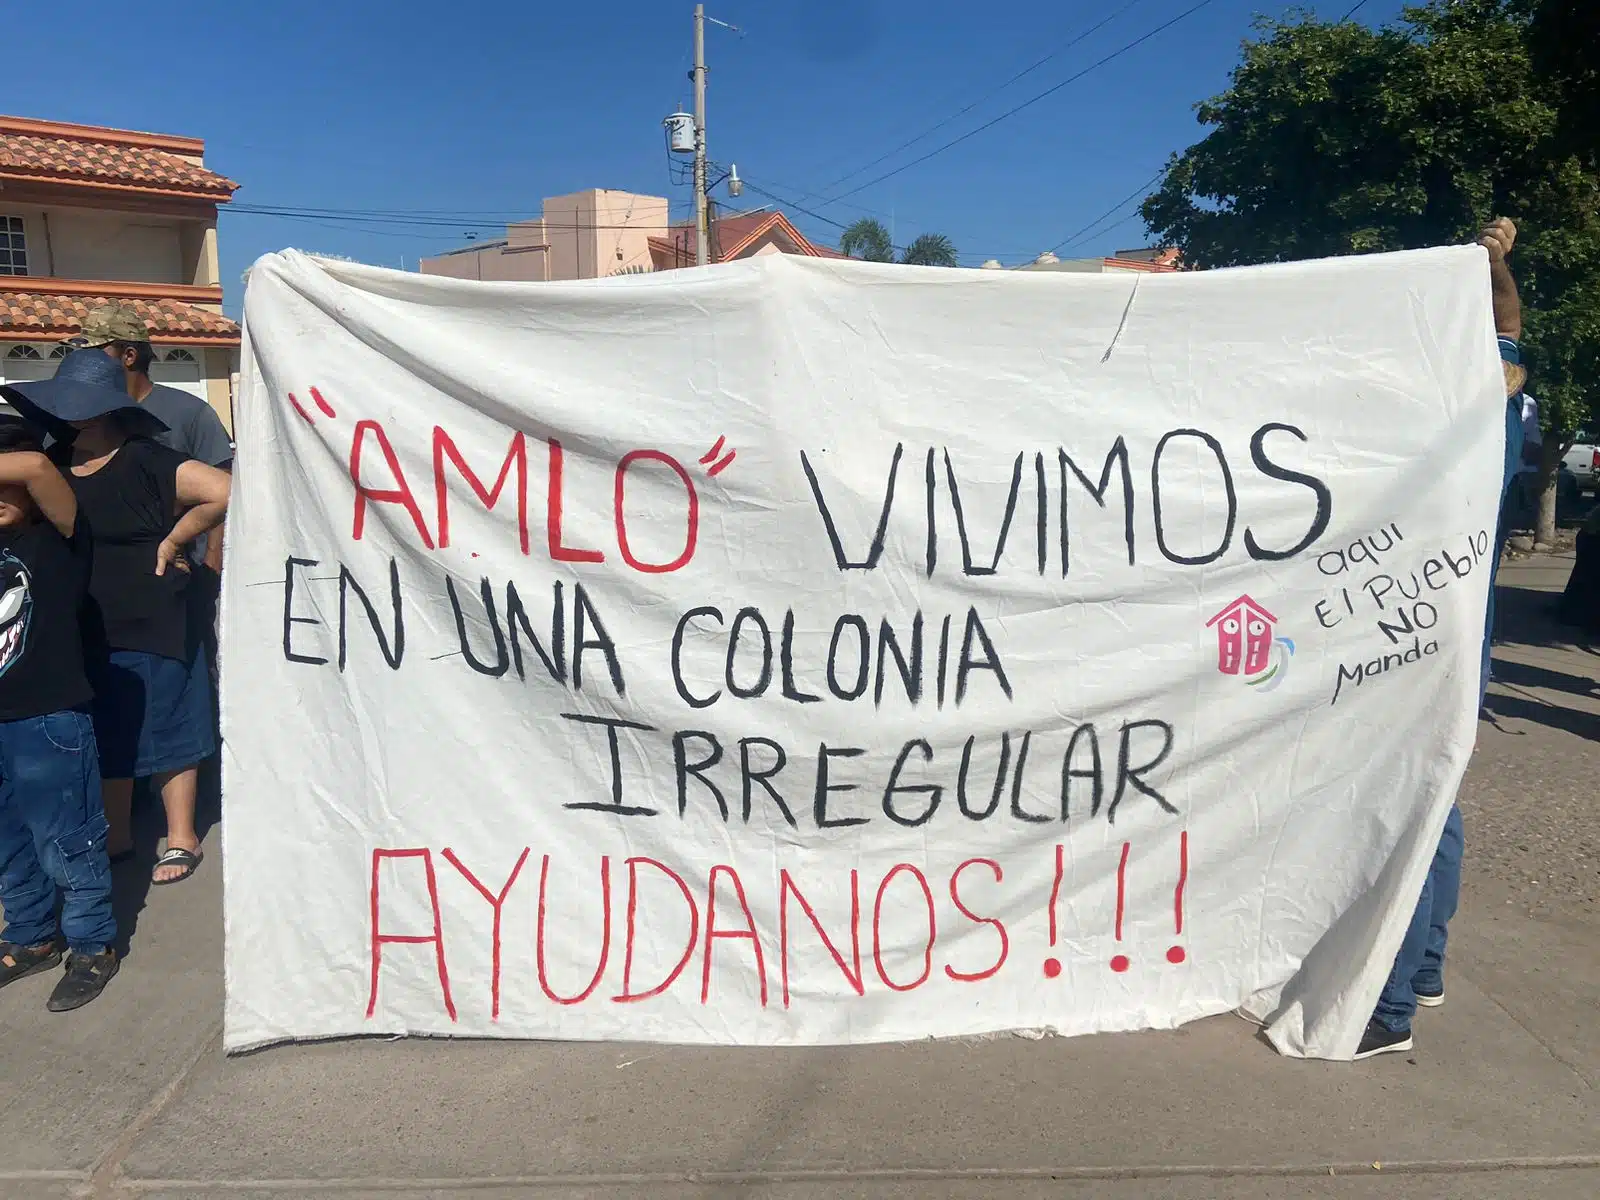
[{"x1": 75, "y1": 302, "x2": 149, "y2": 347}]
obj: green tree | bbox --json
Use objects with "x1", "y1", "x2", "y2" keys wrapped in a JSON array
[
  {"x1": 1142, "y1": 0, "x2": 1600, "y2": 543},
  {"x1": 840, "y1": 218, "x2": 895, "y2": 262},
  {"x1": 900, "y1": 233, "x2": 959, "y2": 267},
  {"x1": 840, "y1": 218, "x2": 959, "y2": 266}
]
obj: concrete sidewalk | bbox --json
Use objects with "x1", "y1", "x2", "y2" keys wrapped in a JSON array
[{"x1": 2, "y1": 555, "x2": 1596, "y2": 1199}]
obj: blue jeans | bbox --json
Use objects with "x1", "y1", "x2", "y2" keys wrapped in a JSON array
[
  {"x1": 1482, "y1": 532, "x2": 1503, "y2": 708},
  {"x1": 1483, "y1": 395, "x2": 1525, "y2": 706},
  {"x1": 0, "y1": 710, "x2": 115, "y2": 955},
  {"x1": 1374, "y1": 804, "x2": 1463, "y2": 1033}
]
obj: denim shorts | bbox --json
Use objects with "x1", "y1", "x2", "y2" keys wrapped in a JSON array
[{"x1": 89, "y1": 647, "x2": 217, "y2": 780}]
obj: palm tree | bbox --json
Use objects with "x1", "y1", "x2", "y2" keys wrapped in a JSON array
[
  {"x1": 839, "y1": 218, "x2": 959, "y2": 266},
  {"x1": 840, "y1": 217, "x2": 895, "y2": 262},
  {"x1": 899, "y1": 233, "x2": 958, "y2": 267}
]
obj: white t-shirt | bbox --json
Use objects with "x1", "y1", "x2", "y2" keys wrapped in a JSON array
[{"x1": 1521, "y1": 394, "x2": 1541, "y2": 448}]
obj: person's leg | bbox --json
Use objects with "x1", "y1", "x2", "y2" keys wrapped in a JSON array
[
  {"x1": 0, "y1": 817, "x2": 58, "y2": 953},
  {"x1": 1411, "y1": 805, "x2": 1464, "y2": 1003},
  {"x1": 101, "y1": 778, "x2": 135, "y2": 859},
  {"x1": 1372, "y1": 869, "x2": 1433, "y2": 1037},
  {"x1": 1480, "y1": 591, "x2": 1496, "y2": 707},
  {"x1": 142, "y1": 646, "x2": 215, "y2": 885},
  {"x1": 0, "y1": 722, "x2": 63, "y2": 979},
  {"x1": 1482, "y1": 514, "x2": 1509, "y2": 708},
  {"x1": 2, "y1": 711, "x2": 116, "y2": 1010},
  {"x1": 89, "y1": 653, "x2": 144, "y2": 860},
  {"x1": 152, "y1": 764, "x2": 201, "y2": 884},
  {"x1": 19, "y1": 712, "x2": 116, "y2": 956}
]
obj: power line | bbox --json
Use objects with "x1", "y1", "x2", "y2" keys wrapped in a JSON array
[
  {"x1": 730, "y1": 169, "x2": 905, "y2": 223},
  {"x1": 821, "y1": 0, "x2": 1220, "y2": 206},
  {"x1": 224, "y1": 204, "x2": 697, "y2": 235},
  {"x1": 1050, "y1": 169, "x2": 1166, "y2": 254},
  {"x1": 1341, "y1": 0, "x2": 1372, "y2": 20},
  {"x1": 736, "y1": 182, "x2": 856, "y2": 236},
  {"x1": 232, "y1": 203, "x2": 545, "y2": 219},
  {"x1": 735, "y1": 180, "x2": 1029, "y2": 263},
  {"x1": 227, "y1": 188, "x2": 1039, "y2": 265},
  {"x1": 815, "y1": 0, "x2": 1147, "y2": 198}
]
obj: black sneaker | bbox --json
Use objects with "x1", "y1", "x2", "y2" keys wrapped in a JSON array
[
  {"x1": 1415, "y1": 985, "x2": 1444, "y2": 1008},
  {"x1": 1355, "y1": 1019, "x2": 1413, "y2": 1060},
  {"x1": 46, "y1": 949, "x2": 118, "y2": 1013},
  {"x1": 0, "y1": 941, "x2": 62, "y2": 988}
]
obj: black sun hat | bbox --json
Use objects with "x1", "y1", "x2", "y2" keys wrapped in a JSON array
[{"x1": 0, "y1": 347, "x2": 168, "y2": 443}]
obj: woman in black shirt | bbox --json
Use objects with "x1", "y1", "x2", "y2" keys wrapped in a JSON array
[{"x1": 7, "y1": 349, "x2": 230, "y2": 886}]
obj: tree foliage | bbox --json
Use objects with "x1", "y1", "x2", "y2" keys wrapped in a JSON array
[
  {"x1": 900, "y1": 233, "x2": 959, "y2": 267},
  {"x1": 840, "y1": 218, "x2": 958, "y2": 266},
  {"x1": 840, "y1": 217, "x2": 895, "y2": 262},
  {"x1": 1143, "y1": 1, "x2": 1599, "y2": 458}
]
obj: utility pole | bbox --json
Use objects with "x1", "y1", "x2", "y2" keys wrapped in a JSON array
[{"x1": 692, "y1": 3, "x2": 709, "y2": 266}]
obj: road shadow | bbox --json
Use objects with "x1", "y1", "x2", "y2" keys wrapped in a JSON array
[
  {"x1": 1492, "y1": 584, "x2": 1600, "y2": 657},
  {"x1": 110, "y1": 752, "x2": 222, "y2": 962},
  {"x1": 1482, "y1": 689, "x2": 1600, "y2": 742},
  {"x1": 1489, "y1": 656, "x2": 1600, "y2": 700}
]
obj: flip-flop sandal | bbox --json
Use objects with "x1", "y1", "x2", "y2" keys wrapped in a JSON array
[{"x1": 151, "y1": 847, "x2": 202, "y2": 886}]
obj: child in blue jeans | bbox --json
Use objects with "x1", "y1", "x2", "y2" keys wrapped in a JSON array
[{"x1": 0, "y1": 417, "x2": 118, "y2": 1012}]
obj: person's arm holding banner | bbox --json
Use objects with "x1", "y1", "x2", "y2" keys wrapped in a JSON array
[
  {"x1": 1357, "y1": 218, "x2": 1526, "y2": 1061},
  {"x1": 1480, "y1": 217, "x2": 1521, "y2": 341}
]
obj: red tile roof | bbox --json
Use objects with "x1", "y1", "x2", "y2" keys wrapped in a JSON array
[
  {"x1": 712, "y1": 211, "x2": 830, "y2": 261},
  {"x1": 0, "y1": 292, "x2": 239, "y2": 344},
  {"x1": 653, "y1": 210, "x2": 841, "y2": 268},
  {"x1": 1104, "y1": 247, "x2": 1182, "y2": 272},
  {"x1": 648, "y1": 209, "x2": 847, "y2": 272},
  {"x1": 647, "y1": 233, "x2": 695, "y2": 271},
  {"x1": 1102, "y1": 257, "x2": 1180, "y2": 273},
  {"x1": 0, "y1": 116, "x2": 237, "y2": 201}
]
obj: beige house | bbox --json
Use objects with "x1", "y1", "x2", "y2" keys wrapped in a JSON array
[
  {"x1": 0, "y1": 115, "x2": 241, "y2": 429},
  {"x1": 421, "y1": 189, "x2": 844, "y2": 282}
]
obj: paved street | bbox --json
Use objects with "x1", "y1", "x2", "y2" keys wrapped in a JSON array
[{"x1": 2, "y1": 554, "x2": 1595, "y2": 1200}]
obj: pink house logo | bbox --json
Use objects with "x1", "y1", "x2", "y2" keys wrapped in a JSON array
[{"x1": 1206, "y1": 595, "x2": 1293, "y2": 689}]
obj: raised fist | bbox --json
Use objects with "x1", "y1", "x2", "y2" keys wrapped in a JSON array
[{"x1": 1479, "y1": 217, "x2": 1517, "y2": 263}]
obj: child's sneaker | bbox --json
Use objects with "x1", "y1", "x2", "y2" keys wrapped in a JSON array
[
  {"x1": 1355, "y1": 1019, "x2": 1413, "y2": 1060},
  {"x1": 0, "y1": 941, "x2": 62, "y2": 988},
  {"x1": 46, "y1": 949, "x2": 118, "y2": 1012}
]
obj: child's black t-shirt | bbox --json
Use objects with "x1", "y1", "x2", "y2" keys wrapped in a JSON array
[{"x1": 0, "y1": 513, "x2": 93, "y2": 721}]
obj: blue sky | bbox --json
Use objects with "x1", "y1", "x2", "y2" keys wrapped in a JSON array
[{"x1": 10, "y1": 0, "x2": 1410, "y2": 315}]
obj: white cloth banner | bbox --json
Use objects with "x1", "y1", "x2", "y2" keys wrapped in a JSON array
[{"x1": 223, "y1": 247, "x2": 1503, "y2": 1057}]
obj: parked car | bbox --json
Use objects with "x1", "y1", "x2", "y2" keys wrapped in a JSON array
[
  {"x1": 1563, "y1": 429, "x2": 1597, "y2": 491},
  {"x1": 1503, "y1": 461, "x2": 1582, "y2": 532}
]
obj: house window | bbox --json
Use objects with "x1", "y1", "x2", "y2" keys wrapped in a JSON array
[
  {"x1": 1, "y1": 343, "x2": 53, "y2": 386},
  {"x1": 163, "y1": 348, "x2": 197, "y2": 362},
  {"x1": 48, "y1": 345, "x2": 67, "y2": 359},
  {"x1": 0, "y1": 217, "x2": 28, "y2": 276}
]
